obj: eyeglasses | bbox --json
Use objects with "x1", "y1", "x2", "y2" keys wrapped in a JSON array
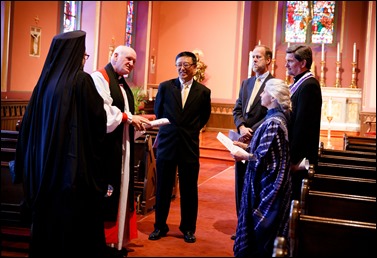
[
  {"x1": 175, "y1": 62, "x2": 194, "y2": 69},
  {"x1": 84, "y1": 54, "x2": 90, "y2": 60}
]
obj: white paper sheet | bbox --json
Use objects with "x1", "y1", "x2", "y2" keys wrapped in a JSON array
[{"x1": 217, "y1": 132, "x2": 248, "y2": 163}]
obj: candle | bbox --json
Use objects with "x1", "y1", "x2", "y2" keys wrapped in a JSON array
[
  {"x1": 353, "y1": 42, "x2": 356, "y2": 63},
  {"x1": 337, "y1": 42, "x2": 340, "y2": 62},
  {"x1": 287, "y1": 42, "x2": 290, "y2": 48},
  {"x1": 321, "y1": 43, "x2": 325, "y2": 61},
  {"x1": 328, "y1": 98, "x2": 333, "y2": 116},
  {"x1": 258, "y1": 40, "x2": 261, "y2": 46},
  {"x1": 272, "y1": 41, "x2": 276, "y2": 59}
]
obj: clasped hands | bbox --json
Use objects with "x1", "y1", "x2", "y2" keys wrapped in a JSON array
[
  {"x1": 238, "y1": 125, "x2": 254, "y2": 143},
  {"x1": 131, "y1": 115, "x2": 152, "y2": 131}
]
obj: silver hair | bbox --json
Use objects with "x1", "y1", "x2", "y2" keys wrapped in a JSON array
[{"x1": 265, "y1": 79, "x2": 292, "y2": 113}]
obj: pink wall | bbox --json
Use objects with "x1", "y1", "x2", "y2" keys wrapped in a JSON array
[
  {"x1": 7, "y1": 1, "x2": 59, "y2": 98},
  {"x1": 97, "y1": 1, "x2": 127, "y2": 69},
  {"x1": 1, "y1": 1, "x2": 374, "y2": 110},
  {"x1": 81, "y1": 1, "x2": 97, "y2": 74},
  {"x1": 149, "y1": 1, "x2": 243, "y2": 104}
]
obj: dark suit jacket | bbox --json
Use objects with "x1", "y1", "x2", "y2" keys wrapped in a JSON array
[
  {"x1": 154, "y1": 78, "x2": 211, "y2": 163},
  {"x1": 289, "y1": 74, "x2": 322, "y2": 166},
  {"x1": 233, "y1": 73, "x2": 273, "y2": 132}
]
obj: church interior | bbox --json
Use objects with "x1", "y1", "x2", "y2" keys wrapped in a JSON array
[{"x1": 1, "y1": 1, "x2": 376, "y2": 257}]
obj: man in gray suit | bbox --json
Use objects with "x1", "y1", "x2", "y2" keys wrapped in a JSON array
[
  {"x1": 231, "y1": 45, "x2": 273, "y2": 240},
  {"x1": 149, "y1": 51, "x2": 211, "y2": 243}
]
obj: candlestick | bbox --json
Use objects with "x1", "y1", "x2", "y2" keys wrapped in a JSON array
[
  {"x1": 334, "y1": 61, "x2": 341, "y2": 87},
  {"x1": 320, "y1": 60, "x2": 325, "y2": 87},
  {"x1": 326, "y1": 115, "x2": 333, "y2": 149},
  {"x1": 328, "y1": 98, "x2": 332, "y2": 116},
  {"x1": 321, "y1": 43, "x2": 325, "y2": 61},
  {"x1": 272, "y1": 41, "x2": 276, "y2": 59},
  {"x1": 336, "y1": 42, "x2": 340, "y2": 62},
  {"x1": 271, "y1": 59, "x2": 275, "y2": 77},
  {"x1": 353, "y1": 43, "x2": 356, "y2": 63},
  {"x1": 350, "y1": 62, "x2": 358, "y2": 88}
]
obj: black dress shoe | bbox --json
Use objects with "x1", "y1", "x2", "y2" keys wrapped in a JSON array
[
  {"x1": 148, "y1": 227, "x2": 169, "y2": 240},
  {"x1": 183, "y1": 231, "x2": 196, "y2": 243},
  {"x1": 231, "y1": 233, "x2": 236, "y2": 240}
]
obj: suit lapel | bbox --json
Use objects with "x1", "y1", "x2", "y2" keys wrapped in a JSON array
[
  {"x1": 182, "y1": 81, "x2": 199, "y2": 110},
  {"x1": 249, "y1": 74, "x2": 272, "y2": 111},
  {"x1": 172, "y1": 79, "x2": 182, "y2": 107}
]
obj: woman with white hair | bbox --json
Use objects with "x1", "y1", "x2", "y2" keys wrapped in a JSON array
[{"x1": 231, "y1": 78, "x2": 292, "y2": 257}]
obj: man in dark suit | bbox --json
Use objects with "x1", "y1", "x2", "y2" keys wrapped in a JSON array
[
  {"x1": 285, "y1": 44, "x2": 322, "y2": 200},
  {"x1": 148, "y1": 51, "x2": 211, "y2": 243},
  {"x1": 231, "y1": 45, "x2": 273, "y2": 240}
]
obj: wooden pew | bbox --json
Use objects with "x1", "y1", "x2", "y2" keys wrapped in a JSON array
[
  {"x1": 318, "y1": 153, "x2": 376, "y2": 167},
  {"x1": 289, "y1": 200, "x2": 376, "y2": 257},
  {"x1": 315, "y1": 162, "x2": 376, "y2": 179},
  {"x1": 133, "y1": 134, "x2": 157, "y2": 215},
  {"x1": 1, "y1": 129, "x2": 19, "y2": 139},
  {"x1": 308, "y1": 172, "x2": 376, "y2": 197},
  {"x1": 319, "y1": 141, "x2": 376, "y2": 159},
  {"x1": 1, "y1": 131, "x2": 25, "y2": 227},
  {"x1": 300, "y1": 179, "x2": 376, "y2": 223},
  {"x1": 134, "y1": 133, "x2": 179, "y2": 215},
  {"x1": 343, "y1": 134, "x2": 376, "y2": 152},
  {"x1": 1, "y1": 162, "x2": 28, "y2": 226},
  {"x1": 1, "y1": 130, "x2": 31, "y2": 257},
  {"x1": 272, "y1": 237, "x2": 288, "y2": 257}
]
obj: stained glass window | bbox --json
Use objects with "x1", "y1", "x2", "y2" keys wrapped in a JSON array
[
  {"x1": 311, "y1": 1, "x2": 335, "y2": 43},
  {"x1": 61, "y1": 1, "x2": 82, "y2": 33},
  {"x1": 285, "y1": 1, "x2": 336, "y2": 44},
  {"x1": 125, "y1": 1, "x2": 135, "y2": 47}
]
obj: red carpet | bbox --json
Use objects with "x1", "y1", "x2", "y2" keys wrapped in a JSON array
[{"x1": 127, "y1": 164, "x2": 236, "y2": 257}]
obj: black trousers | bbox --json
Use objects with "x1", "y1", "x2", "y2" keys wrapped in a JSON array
[
  {"x1": 154, "y1": 158, "x2": 199, "y2": 233},
  {"x1": 235, "y1": 160, "x2": 247, "y2": 217}
]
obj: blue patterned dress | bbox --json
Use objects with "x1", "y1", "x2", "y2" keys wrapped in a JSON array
[{"x1": 234, "y1": 107, "x2": 292, "y2": 257}]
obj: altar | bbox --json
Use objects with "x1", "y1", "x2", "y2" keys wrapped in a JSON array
[{"x1": 320, "y1": 87, "x2": 362, "y2": 132}]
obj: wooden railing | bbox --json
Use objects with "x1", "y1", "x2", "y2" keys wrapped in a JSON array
[
  {"x1": 2, "y1": 99, "x2": 373, "y2": 134},
  {"x1": 206, "y1": 103, "x2": 236, "y2": 131},
  {"x1": 1, "y1": 99, "x2": 29, "y2": 131}
]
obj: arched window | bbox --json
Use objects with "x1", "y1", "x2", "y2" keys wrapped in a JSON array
[
  {"x1": 60, "y1": 1, "x2": 82, "y2": 33},
  {"x1": 125, "y1": 1, "x2": 136, "y2": 80},
  {"x1": 125, "y1": 1, "x2": 136, "y2": 48},
  {"x1": 285, "y1": 1, "x2": 336, "y2": 44}
]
